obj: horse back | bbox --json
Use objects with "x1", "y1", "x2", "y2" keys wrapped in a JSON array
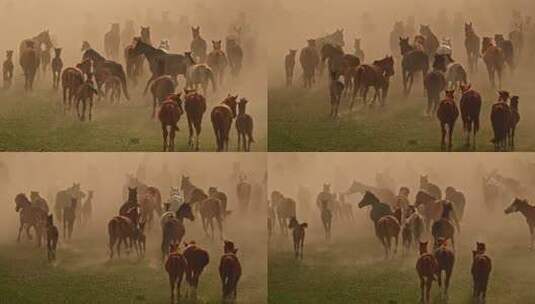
[
  {"x1": 185, "y1": 93, "x2": 207, "y2": 116},
  {"x1": 416, "y1": 254, "x2": 438, "y2": 277}
]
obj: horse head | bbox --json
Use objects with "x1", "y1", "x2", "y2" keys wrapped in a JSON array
[
  {"x1": 180, "y1": 175, "x2": 191, "y2": 191},
  {"x1": 127, "y1": 187, "x2": 138, "y2": 203},
  {"x1": 288, "y1": 217, "x2": 298, "y2": 229},
  {"x1": 505, "y1": 198, "x2": 528, "y2": 214},
  {"x1": 415, "y1": 190, "x2": 434, "y2": 207},
  {"x1": 224, "y1": 240, "x2": 238, "y2": 254},
  {"x1": 177, "y1": 203, "x2": 195, "y2": 221},
  {"x1": 475, "y1": 242, "x2": 486, "y2": 254},
  {"x1": 419, "y1": 241, "x2": 428, "y2": 255},
  {"x1": 270, "y1": 191, "x2": 283, "y2": 204},
  {"x1": 238, "y1": 98, "x2": 248, "y2": 115},
  {"x1": 358, "y1": 191, "x2": 378, "y2": 208},
  {"x1": 419, "y1": 24, "x2": 432, "y2": 36},
  {"x1": 192, "y1": 26, "x2": 201, "y2": 38},
  {"x1": 37, "y1": 30, "x2": 53, "y2": 48},
  {"x1": 445, "y1": 89, "x2": 455, "y2": 100},
  {"x1": 223, "y1": 95, "x2": 239, "y2": 118},
  {"x1": 14, "y1": 193, "x2": 30, "y2": 212},
  {"x1": 212, "y1": 40, "x2": 222, "y2": 51},
  {"x1": 498, "y1": 90, "x2": 510, "y2": 102}
]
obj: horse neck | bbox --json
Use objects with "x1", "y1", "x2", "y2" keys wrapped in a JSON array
[{"x1": 518, "y1": 203, "x2": 534, "y2": 219}]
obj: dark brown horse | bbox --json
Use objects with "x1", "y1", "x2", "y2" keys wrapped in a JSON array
[
  {"x1": 219, "y1": 240, "x2": 242, "y2": 301},
  {"x1": 399, "y1": 37, "x2": 429, "y2": 96},
  {"x1": 505, "y1": 198, "x2": 535, "y2": 249},
  {"x1": 165, "y1": 243, "x2": 188, "y2": 303},
  {"x1": 51, "y1": 48, "x2": 63, "y2": 90},
  {"x1": 465, "y1": 22, "x2": 481, "y2": 73},
  {"x1": 19, "y1": 40, "x2": 39, "y2": 91},
  {"x1": 61, "y1": 66, "x2": 84, "y2": 113},
  {"x1": 460, "y1": 84, "x2": 482, "y2": 148},
  {"x1": 482, "y1": 37, "x2": 504, "y2": 88},
  {"x1": 471, "y1": 242, "x2": 492, "y2": 303},
  {"x1": 150, "y1": 75, "x2": 176, "y2": 118},
  {"x1": 433, "y1": 238, "x2": 455, "y2": 298},
  {"x1": 352, "y1": 56, "x2": 394, "y2": 108},
  {"x1": 424, "y1": 59, "x2": 447, "y2": 115},
  {"x1": 63, "y1": 198, "x2": 77, "y2": 240},
  {"x1": 491, "y1": 91, "x2": 511, "y2": 151},
  {"x1": 46, "y1": 215, "x2": 59, "y2": 262},
  {"x1": 108, "y1": 188, "x2": 140, "y2": 258},
  {"x1": 184, "y1": 89, "x2": 207, "y2": 151},
  {"x1": 124, "y1": 27, "x2": 151, "y2": 86},
  {"x1": 235, "y1": 98, "x2": 254, "y2": 151},
  {"x1": 431, "y1": 204, "x2": 458, "y2": 249},
  {"x1": 3, "y1": 50, "x2": 14, "y2": 89},
  {"x1": 271, "y1": 191, "x2": 297, "y2": 235},
  {"x1": 76, "y1": 73, "x2": 99, "y2": 121},
  {"x1": 199, "y1": 194, "x2": 226, "y2": 240},
  {"x1": 161, "y1": 203, "x2": 195, "y2": 260},
  {"x1": 509, "y1": 96, "x2": 520, "y2": 148},
  {"x1": 15, "y1": 193, "x2": 47, "y2": 247},
  {"x1": 299, "y1": 40, "x2": 320, "y2": 88},
  {"x1": 82, "y1": 48, "x2": 130, "y2": 100},
  {"x1": 211, "y1": 95, "x2": 238, "y2": 152},
  {"x1": 285, "y1": 49, "x2": 297, "y2": 86},
  {"x1": 289, "y1": 217, "x2": 308, "y2": 259},
  {"x1": 183, "y1": 241, "x2": 210, "y2": 298},
  {"x1": 191, "y1": 27, "x2": 207, "y2": 63},
  {"x1": 437, "y1": 90, "x2": 459, "y2": 151},
  {"x1": 416, "y1": 241, "x2": 439, "y2": 304},
  {"x1": 158, "y1": 93, "x2": 184, "y2": 152}
]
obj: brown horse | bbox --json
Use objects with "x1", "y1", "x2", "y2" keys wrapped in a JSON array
[
  {"x1": 424, "y1": 59, "x2": 447, "y2": 115},
  {"x1": 161, "y1": 203, "x2": 195, "y2": 260},
  {"x1": 211, "y1": 95, "x2": 238, "y2": 152},
  {"x1": 19, "y1": 40, "x2": 39, "y2": 91},
  {"x1": 437, "y1": 90, "x2": 459, "y2": 151},
  {"x1": 199, "y1": 194, "x2": 226, "y2": 240},
  {"x1": 3, "y1": 50, "x2": 14, "y2": 89},
  {"x1": 509, "y1": 96, "x2": 520, "y2": 148},
  {"x1": 505, "y1": 198, "x2": 535, "y2": 249},
  {"x1": 329, "y1": 76, "x2": 344, "y2": 118},
  {"x1": 191, "y1": 27, "x2": 208, "y2": 63},
  {"x1": 299, "y1": 40, "x2": 320, "y2": 88},
  {"x1": 138, "y1": 185, "x2": 162, "y2": 229},
  {"x1": 376, "y1": 215, "x2": 400, "y2": 258},
  {"x1": 61, "y1": 66, "x2": 84, "y2": 113},
  {"x1": 351, "y1": 56, "x2": 394, "y2": 108},
  {"x1": 46, "y1": 215, "x2": 59, "y2": 262},
  {"x1": 459, "y1": 84, "x2": 482, "y2": 149},
  {"x1": 465, "y1": 22, "x2": 481, "y2": 73},
  {"x1": 415, "y1": 190, "x2": 444, "y2": 230},
  {"x1": 150, "y1": 75, "x2": 176, "y2": 117},
  {"x1": 235, "y1": 98, "x2": 254, "y2": 151},
  {"x1": 399, "y1": 37, "x2": 429, "y2": 97},
  {"x1": 416, "y1": 241, "x2": 439, "y2": 304},
  {"x1": 63, "y1": 198, "x2": 77, "y2": 240},
  {"x1": 285, "y1": 49, "x2": 297, "y2": 86},
  {"x1": 51, "y1": 48, "x2": 63, "y2": 89},
  {"x1": 186, "y1": 63, "x2": 216, "y2": 95},
  {"x1": 76, "y1": 73, "x2": 99, "y2": 121},
  {"x1": 491, "y1": 91, "x2": 511, "y2": 151},
  {"x1": 482, "y1": 37, "x2": 504, "y2": 88},
  {"x1": 14, "y1": 193, "x2": 47, "y2": 247},
  {"x1": 183, "y1": 89, "x2": 207, "y2": 151},
  {"x1": 420, "y1": 175, "x2": 442, "y2": 200},
  {"x1": 82, "y1": 48, "x2": 130, "y2": 100},
  {"x1": 108, "y1": 188, "x2": 140, "y2": 258},
  {"x1": 471, "y1": 242, "x2": 492, "y2": 303},
  {"x1": 289, "y1": 217, "x2": 308, "y2": 259},
  {"x1": 271, "y1": 191, "x2": 297, "y2": 235},
  {"x1": 236, "y1": 177, "x2": 252, "y2": 213},
  {"x1": 165, "y1": 243, "x2": 188, "y2": 303},
  {"x1": 433, "y1": 237, "x2": 455, "y2": 298},
  {"x1": 104, "y1": 23, "x2": 121, "y2": 60},
  {"x1": 183, "y1": 241, "x2": 210, "y2": 298},
  {"x1": 207, "y1": 40, "x2": 228, "y2": 86},
  {"x1": 158, "y1": 93, "x2": 184, "y2": 152},
  {"x1": 219, "y1": 240, "x2": 241, "y2": 301}
]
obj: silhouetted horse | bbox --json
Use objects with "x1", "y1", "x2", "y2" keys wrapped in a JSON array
[
  {"x1": 211, "y1": 95, "x2": 238, "y2": 152},
  {"x1": 124, "y1": 26, "x2": 151, "y2": 86},
  {"x1": 299, "y1": 40, "x2": 320, "y2": 88},
  {"x1": 184, "y1": 89, "x2": 207, "y2": 151},
  {"x1": 420, "y1": 25, "x2": 439, "y2": 59},
  {"x1": 236, "y1": 177, "x2": 252, "y2": 213},
  {"x1": 416, "y1": 242, "x2": 438, "y2": 304},
  {"x1": 437, "y1": 90, "x2": 459, "y2": 151},
  {"x1": 433, "y1": 238, "x2": 455, "y2": 299},
  {"x1": 271, "y1": 191, "x2": 296, "y2": 235},
  {"x1": 191, "y1": 27, "x2": 207, "y2": 63},
  {"x1": 183, "y1": 241, "x2": 210, "y2": 298},
  {"x1": 165, "y1": 243, "x2": 188, "y2": 303},
  {"x1": 495, "y1": 34, "x2": 515, "y2": 74},
  {"x1": 19, "y1": 40, "x2": 39, "y2": 91},
  {"x1": 319, "y1": 201, "x2": 332, "y2": 240},
  {"x1": 465, "y1": 22, "x2": 481, "y2": 73},
  {"x1": 352, "y1": 56, "x2": 394, "y2": 108},
  {"x1": 471, "y1": 242, "x2": 492, "y2": 303},
  {"x1": 186, "y1": 63, "x2": 216, "y2": 95},
  {"x1": 104, "y1": 23, "x2": 120, "y2": 60},
  {"x1": 207, "y1": 40, "x2": 228, "y2": 86},
  {"x1": 76, "y1": 73, "x2": 99, "y2": 121},
  {"x1": 285, "y1": 49, "x2": 297, "y2": 86},
  {"x1": 108, "y1": 188, "x2": 140, "y2": 258},
  {"x1": 150, "y1": 75, "x2": 176, "y2": 118},
  {"x1": 226, "y1": 38, "x2": 243, "y2": 77},
  {"x1": 490, "y1": 91, "x2": 511, "y2": 151},
  {"x1": 505, "y1": 198, "x2": 535, "y2": 249},
  {"x1": 235, "y1": 98, "x2": 254, "y2": 151},
  {"x1": 419, "y1": 175, "x2": 442, "y2": 199},
  {"x1": 320, "y1": 43, "x2": 346, "y2": 81},
  {"x1": 46, "y1": 215, "x2": 59, "y2": 262},
  {"x1": 158, "y1": 93, "x2": 184, "y2": 152},
  {"x1": 482, "y1": 37, "x2": 504, "y2": 88},
  {"x1": 219, "y1": 240, "x2": 242, "y2": 301},
  {"x1": 3, "y1": 50, "x2": 14, "y2": 89},
  {"x1": 424, "y1": 57, "x2": 447, "y2": 116},
  {"x1": 509, "y1": 96, "x2": 520, "y2": 148},
  {"x1": 63, "y1": 198, "x2": 77, "y2": 240},
  {"x1": 289, "y1": 217, "x2": 308, "y2": 259},
  {"x1": 161, "y1": 203, "x2": 195, "y2": 260},
  {"x1": 399, "y1": 37, "x2": 429, "y2": 96},
  {"x1": 61, "y1": 67, "x2": 84, "y2": 113},
  {"x1": 51, "y1": 48, "x2": 63, "y2": 89},
  {"x1": 460, "y1": 84, "x2": 482, "y2": 148},
  {"x1": 14, "y1": 193, "x2": 47, "y2": 247}
]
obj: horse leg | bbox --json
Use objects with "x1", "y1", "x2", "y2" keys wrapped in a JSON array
[
  {"x1": 448, "y1": 124, "x2": 454, "y2": 151},
  {"x1": 17, "y1": 223, "x2": 24, "y2": 242},
  {"x1": 402, "y1": 69, "x2": 408, "y2": 95},
  {"x1": 407, "y1": 72, "x2": 414, "y2": 96},
  {"x1": 441, "y1": 123, "x2": 446, "y2": 151},
  {"x1": 419, "y1": 277, "x2": 425, "y2": 303},
  {"x1": 445, "y1": 269, "x2": 452, "y2": 297},
  {"x1": 170, "y1": 127, "x2": 176, "y2": 152},
  {"x1": 425, "y1": 277, "x2": 432, "y2": 304},
  {"x1": 143, "y1": 75, "x2": 156, "y2": 95},
  {"x1": 237, "y1": 131, "x2": 242, "y2": 151},
  {"x1": 217, "y1": 217, "x2": 223, "y2": 240},
  {"x1": 89, "y1": 98, "x2": 93, "y2": 121},
  {"x1": 162, "y1": 124, "x2": 168, "y2": 152},
  {"x1": 187, "y1": 115, "x2": 194, "y2": 149},
  {"x1": 195, "y1": 122, "x2": 202, "y2": 151},
  {"x1": 169, "y1": 275, "x2": 175, "y2": 304},
  {"x1": 529, "y1": 224, "x2": 534, "y2": 250},
  {"x1": 82, "y1": 100, "x2": 87, "y2": 121}
]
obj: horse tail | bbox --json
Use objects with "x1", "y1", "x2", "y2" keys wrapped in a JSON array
[
  {"x1": 117, "y1": 65, "x2": 130, "y2": 100},
  {"x1": 108, "y1": 219, "x2": 118, "y2": 250}
]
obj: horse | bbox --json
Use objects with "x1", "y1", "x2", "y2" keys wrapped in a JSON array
[
  {"x1": 137, "y1": 184, "x2": 163, "y2": 229},
  {"x1": 124, "y1": 26, "x2": 151, "y2": 86},
  {"x1": 130, "y1": 37, "x2": 190, "y2": 95},
  {"x1": 199, "y1": 194, "x2": 226, "y2": 240},
  {"x1": 211, "y1": 95, "x2": 238, "y2": 152},
  {"x1": 353, "y1": 38, "x2": 365, "y2": 62},
  {"x1": 207, "y1": 40, "x2": 228, "y2": 86},
  {"x1": 465, "y1": 22, "x2": 481, "y2": 73},
  {"x1": 471, "y1": 242, "x2": 492, "y2": 303},
  {"x1": 320, "y1": 43, "x2": 346, "y2": 82},
  {"x1": 61, "y1": 67, "x2": 84, "y2": 113},
  {"x1": 416, "y1": 241, "x2": 439, "y2": 304},
  {"x1": 186, "y1": 63, "x2": 216, "y2": 95},
  {"x1": 352, "y1": 56, "x2": 394, "y2": 108},
  {"x1": 459, "y1": 84, "x2": 482, "y2": 149},
  {"x1": 505, "y1": 198, "x2": 535, "y2": 249},
  {"x1": 509, "y1": 96, "x2": 520, "y2": 148},
  {"x1": 104, "y1": 23, "x2": 121, "y2": 60},
  {"x1": 271, "y1": 191, "x2": 296, "y2": 235},
  {"x1": 315, "y1": 29, "x2": 345, "y2": 76},
  {"x1": 236, "y1": 177, "x2": 252, "y2": 213},
  {"x1": 81, "y1": 191, "x2": 93, "y2": 225},
  {"x1": 235, "y1": 98, "x2": 254, "y2": 151},
  {"x1": 108, "y1": 188, "x2": 140, "y2": 258},
  {"x1": 491, "y1": 91, "x2": 511, "y2": 151},
  {"x1": 40, "y1": 44, "x2": 51, "y2": 74},
  {"x1": 347, "y1": 180, "x2": 395, "y2": 206},
  {"x1": 434, "y1": 238, "x2": 455, "y2": 298},
  {"x1": 103, "y1": 75, "x2": 122, "y2": 103},
  {"x1": 285, "y1": 49, "x2": 297, "y2": 86},
  {"x1": 158, "y1": 93, "x2": 184, "y2": 152},
  {"x1": 46, "y1": 215, "x2": 59, "y2": 262},
  {"x1": 54, "y1": 184, "x2": 85, "y2": 226},
  {"x1": 420, "y1": 25, "x2": 439, "y2": 59},
  {"x1": 402, "y1": 206, "x2": 424, "y2": 251},
  {"x1": 19, "y1": 40, "x2": 39, "y2": 91},
  {"x1": 445, "y1": 187, "x2": 466, "y2": 221},
  {"x1": 437, "y1": 90, "x2": 459, "y2": 151},
  {"x1": 14, "y1": 193, "x2": 47, "y2": 247},
  {"x1": 165, "y1": 243, "x2": 188, "y2": 303},
  {"x1": 191, "y1": 27, "x2": 207, "y2": 63},
  {"x1": 76, "y1": 73, "x2": 99, "y2": 121},
  {"x1": 82, "y1": 48, "x2": 130, "y2": 100},
  {"x1": 226, "y1": 38, "x2": 243, "y2": 77},
  {"x1": 419, "y1": 175, "x2": 442, "y2": 200},
  {"x1": 424, "y1": 57, "x2": 447, "y2": 116},
  {"x1": 399, "y1": 37, "x2": 429, "y2": 96},
  {"x1": 219, "y1": 240, "x2": 242, "y2": 301},
  {"x1": 359, "y1": 191, "x2": 399, "y2": 258},
  {"x1": 329, "y1": 75, "x2": 344, "y2": 118},
  {"x1": 318, "y1": 200, "x2": 332, "y2": 240},
  {"x1": 183, "y1": 89, "x2": 207, "y2": 151},
  {"x1": 3, "y1": 50, "x2": 14, "y2": 89},
  {"x1": 495, "y1": 34, "x2": 515, "y2": 73},
  {"x1": 51, "y1": 48, "x2": 63, "y2": 89},
  {"x1": 63, "y1": 198, "x2": 77, "y2": 240},
  {"x1": 414, "y1": 190, "x2": 444, "y2": 230},
  {"x1": 299, "y1": 40, "x2": 320, "y2": 88},
  {"x1": 183, "y1": 241, "x2": 210, "y2": 298},
  {"x1": 161, "y1": 203, "x2": 195, "y2": 260},
  {"x1": 482, "y1": 37, "x2": 504, "y2": 88},
  {"x1": 288, "y1": 217, "x2": 308, "y2": 259}
]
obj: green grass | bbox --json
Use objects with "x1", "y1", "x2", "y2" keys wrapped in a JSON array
[
  {"x1": 0, "y1": 84, "x2": 266, "y2": 152},
  {"x1": 268, "y1": 71, "x2": 535, "y2": 152},
  {"x1": 268, "y1": 220, "x2": 535, "y2": 304}
]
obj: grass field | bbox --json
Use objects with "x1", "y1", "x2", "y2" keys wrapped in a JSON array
[
  {"x1": 0, "y1": 217, "x2": 267, "y2": 304},
  {"x1": 268, "y1": 212, "x2": 535, "y2": 304},
  {"x1": 268, "y1": 68, "x2": 535, "y2": 152},
  {"x1": 0, "y1": 73, "x2": 266, "y2": 152}
]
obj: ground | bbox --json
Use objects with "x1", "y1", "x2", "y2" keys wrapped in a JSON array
[{"x1": 268, "y1": 69, "x2": 535, "y2": 152}]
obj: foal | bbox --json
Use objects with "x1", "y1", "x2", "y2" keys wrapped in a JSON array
[
  {"x1": 471, "y1": 242, "x2": 492, "y2": 303},
  {"x1": 165, "y1": 243, "x2": 188, "y2": 303},
  {"x1": 76, "y1": 73, "x2": 99, "y2": 121},
  {"x1": 433, "y1": 237, "x2": 455, "y2": 299},
  {"x1": 459, "y1": 84, "x2": 482, "y2": 148},
  {"x1": 235, "y1": 98, "x2": 254, "y2": 151},
  {"x1": 437, "y1": 90, "x2": 459, "y2": 151},
  {"x1": 46, "y1": 214, "x2": 59, "y2": 262},
  {"x1": 51, "y1": 48, "x2": 63, "y2": 89},
  {"x1": 289, "y1": 217, "x2": 308, "y2": 259},
  {"x1": 416, "y1": 241, "x2": 438, "y2": 304},
  {"x1": 3, "y1": 50, "x2": 14, "y2": 89}
]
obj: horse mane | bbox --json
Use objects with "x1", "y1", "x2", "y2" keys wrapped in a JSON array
[{"x1": 15, "y1": 193, "x2": 30, "y2": 206}]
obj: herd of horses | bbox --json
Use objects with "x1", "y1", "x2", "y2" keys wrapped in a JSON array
[
  {"x1": 2, "y1": 22, "x2": 255, "y2": 152},
  {"x1": 269, "y1": 171, "x2": 534, "y2": 303},
  {"x1": 13, "y1": 173, "x2": 261, "y2": 302},
  {"x1": 283, "y1": 17, "x2": 527, "y2": 151}
]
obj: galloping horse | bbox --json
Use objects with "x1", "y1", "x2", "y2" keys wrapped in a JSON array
[
  {"x1": 346, "y1": 180, "x2": 395, "y2": 206},
  {"x1": 183, "y1": 89, "x2": 207, "y2": 151},
  {"x1": 299, "y1": 40, "x2": 320, "y2": 88},
  {"x1": 14, "y1": 193, "x2": 47, "y2": 247},
  {"x1": 19, "y1": 30, "x2": 53, "y2": 91},
  {"x1": 482, "y1": 37, "x2": 504, "y2": 88},
  {"x1": 505, "y1": 198, "x2": 535, "y2": 249},
  {"x1": 161, "y1": 203, "x2": 195, "y2": 260},
  {"x1": 109, "y1": 188, "x2": 140, "y2": 258},
  {"x1": 82, "y1": 48, "x2": 130, "y2": 100},
  {"x1": 236, "y1": 176, "x2": 252, "y2": 213},
  {"x1": 352, "y1": 56, "x2": 395, "y2": 107}
]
